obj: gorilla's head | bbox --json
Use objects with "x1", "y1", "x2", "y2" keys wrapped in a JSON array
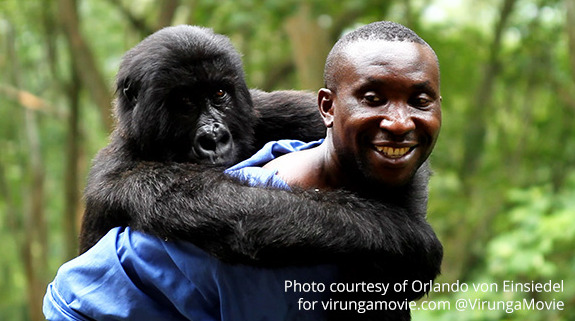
[{"x1": 114, "y1": 25, "x2": 255, "y2": 166}]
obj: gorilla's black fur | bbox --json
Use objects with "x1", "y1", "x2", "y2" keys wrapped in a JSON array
[{"x1": 79, "y1": 26, "x2": 442, "y2": 318}]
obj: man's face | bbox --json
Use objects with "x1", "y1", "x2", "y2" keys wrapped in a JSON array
[{"x1": 323, "y1": 40, "x2": 441, "y2": 187}]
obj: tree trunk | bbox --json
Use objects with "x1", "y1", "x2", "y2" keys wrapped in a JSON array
[
  {"x1": 459, "y1": 0, "x2": 517, "y2": 188},
  {"x1": 567, "y1": 0, "x2": 575, "y2": 81},
  {"x1": 455, "y1": 0, "x2": 517, "y2": 281},
  {"x1": 58, "y1": 0, "x2": 114, "y2": 131},
  {"x1": 24, "y1": 108, "x2": 49, "y2": 321},
  {"x1": 4, "y1": 19, "x2": 50, "y2": 321},
  {"x1": 284, "y1": 5, "x2": 330, "y2": 90},
  {"x1": 548, "y1": 2, "x2": 575, "y2": 191},
  {"x1": 63, "y1": 58, "x2": 83, "y2": 259},
  {"x1": 156, "y1": 0, "x2": 180, "y2": 30}
]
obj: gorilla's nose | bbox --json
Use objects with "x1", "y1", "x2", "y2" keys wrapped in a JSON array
[{"x1": 194, "y1": 123, "x2": 233, "y2": 164}]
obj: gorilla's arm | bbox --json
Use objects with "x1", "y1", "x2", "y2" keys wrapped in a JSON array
[{"x1": 80, "y1": 145, "x2": 442, "y2": 285}]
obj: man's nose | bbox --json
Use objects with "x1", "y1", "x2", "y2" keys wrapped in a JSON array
[{"x1": 378, "y1": 104, "x2": 416, "y2": 136}]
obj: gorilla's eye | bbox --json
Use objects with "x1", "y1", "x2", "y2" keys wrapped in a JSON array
[
  {"x1": 214, "y1": 89, "x2": 227, "y2": 99},
  {"x1": 211, "y1": 89, "x2": 229, "y2": 107}
]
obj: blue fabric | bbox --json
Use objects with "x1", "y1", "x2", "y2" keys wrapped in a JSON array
[
  {"x1": 44, "y1": 139, "x2": 336, "y2": 321},
  {"x1": 225, "y1": 139, "x2": 323, "y2": 189}
]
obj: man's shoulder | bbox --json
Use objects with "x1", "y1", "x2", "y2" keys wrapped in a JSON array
[
  {"x1": 224, "y1": 139, "x2": 323, "y2": 189},
  {"x1": 228, "y1": 139, "x2": 323, "y2": 171}
]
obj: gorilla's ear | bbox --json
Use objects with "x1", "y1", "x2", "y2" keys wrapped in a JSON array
[{"x1": 121, "y1": 79, "x2": 138, "y2": 108}]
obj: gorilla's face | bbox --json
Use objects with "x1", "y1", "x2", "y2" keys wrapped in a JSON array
[
  {"x1": 114, "y1": 25, "x2": 256, "y2": 166},
  {"x1": 164, "y1": 82, "x2": 240, "y2": 165}
]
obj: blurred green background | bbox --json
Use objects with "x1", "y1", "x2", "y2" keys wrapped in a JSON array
[{"x1": 0, "y1": 0, "x2": 574, "y2": 320}]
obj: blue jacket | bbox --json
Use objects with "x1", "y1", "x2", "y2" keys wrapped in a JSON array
[{"x1": 44, "y1": 140, "x2": 337, "y2": 321}]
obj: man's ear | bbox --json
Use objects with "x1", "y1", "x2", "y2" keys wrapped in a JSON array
[{"x1": 318, "y1": 88, "x2": 335, "y2": 128}]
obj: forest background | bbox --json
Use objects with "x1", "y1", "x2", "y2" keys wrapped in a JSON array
[{"x1": 0, "y1": 0, "x2": 574, "y2": 320}]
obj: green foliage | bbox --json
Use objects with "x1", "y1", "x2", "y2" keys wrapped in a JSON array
[
  {"x1": 488, "y1": 184, "x2": 575, "y2": 278},
  {"x1": 416, "y1": 179, "x2": 575, "y2": 321}
]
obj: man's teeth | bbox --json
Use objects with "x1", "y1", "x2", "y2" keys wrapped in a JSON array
[{"x1": 375, "y1": 146, "x2": 410, "y2": 158}]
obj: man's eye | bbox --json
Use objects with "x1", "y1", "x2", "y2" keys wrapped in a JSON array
[
  {"x1": 363, "y1": 93, "x2": 384, "y2": 105},
  {"x1": 410, "y1": 96, "x2": 432, "y2": 108}
]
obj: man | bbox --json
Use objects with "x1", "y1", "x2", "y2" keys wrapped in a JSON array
[
  {"x1": 44, "y1": 21, "x2": 441, "y2": 321},
  {"x1": 264, "y1": 22, "x2": 441, "y2": 195}
]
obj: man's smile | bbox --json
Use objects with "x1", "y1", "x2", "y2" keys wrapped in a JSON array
[
  {"x1": 374, "y1": 146, "x2": 412, "y2": 158},
  {"x1": 372, "y1": 140, "x2": 418, "y2": 159}
]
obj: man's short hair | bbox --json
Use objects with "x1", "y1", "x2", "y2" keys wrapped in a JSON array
[{"x1": 324, "y1": 21, "x2": 436, "y2": 90}]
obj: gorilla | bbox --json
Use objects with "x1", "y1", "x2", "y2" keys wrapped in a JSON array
[{"x1": 78, "y1": 25, "x2": 442, "y2": 304}]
